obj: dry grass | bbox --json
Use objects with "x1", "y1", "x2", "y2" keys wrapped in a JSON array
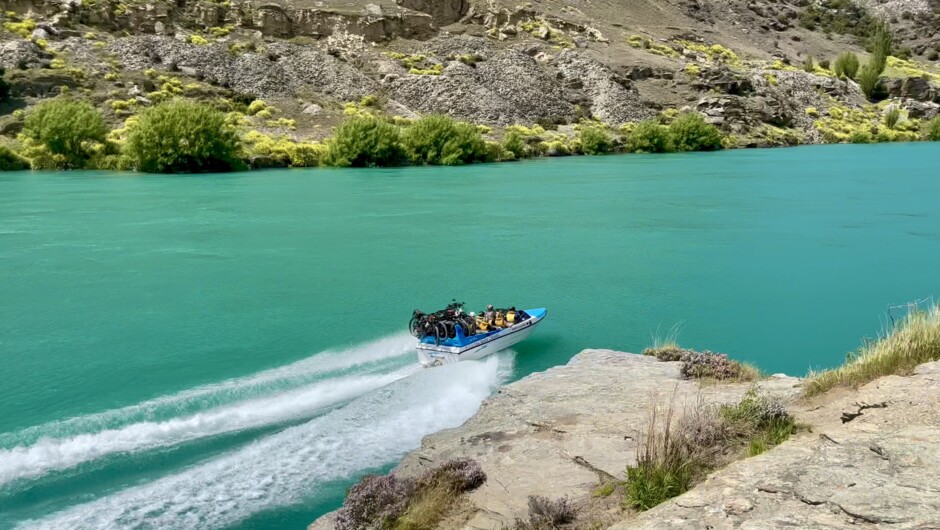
[
  {"x1": 624, "y1": 389, "x2": 795, "y2": 511},
  {"x1": 336, "y1": 458, "x2": 486, "y2": 530},
  {"x1": 642, "y1": 346, "x2": 760, "y2": 383},
  {"x1": 803, "y1": 304, "x2": 940, "y2": 398},
  {"x1": 508, "y1": 495, "x2": 577, "y2": 530},
  {"x1": 393, "y1": 482, "x2": 455, "y2": 530}
]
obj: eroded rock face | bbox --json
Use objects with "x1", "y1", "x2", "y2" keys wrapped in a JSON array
[
  {"x1": 9, "y1": 0, "x2": 439, "y2": 41},
  {"x1": 386, "y1": 49, "x2": 573, "y2": 125},
  {"x1": 0, "y1": 40, "x2": 48, "y2": 70},
  {"x1": 886, "y1": 76, "x2": 939, "y2": 103},
  {"x1": 396, "y1": 0, "x2": 468, "y2": 25},
  {"x1": 555, "y1": 51, "x2": 655, "y2": 125},
  {"x1": 242, "y1": 3, "x2": 437, "y2": 41},
  {"x1": 109, "y1": 36, "x2": 378, "y2": 99}
]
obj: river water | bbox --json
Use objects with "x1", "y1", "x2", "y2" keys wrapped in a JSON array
[{"x1": 1, "y1": 143, "x2": 938, "y2": 528}]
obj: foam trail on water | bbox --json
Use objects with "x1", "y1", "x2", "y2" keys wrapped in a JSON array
[
  {"x1": 1, "y1": 333, "x2": 416, "y2": 448},
  {"x1": 18, "y1": 356, "x2": 508, "y2": 530},
  {"x1": 0, "y1": 366, "x2": 421, "y2": 487}
]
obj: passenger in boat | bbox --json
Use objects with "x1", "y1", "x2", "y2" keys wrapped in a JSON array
[
  {"x1": 483, "y1": 305, "x2": 496, "y2": 325},
  {"x1": 505, "y1": 307, "x2": 517, "y2": 326}
]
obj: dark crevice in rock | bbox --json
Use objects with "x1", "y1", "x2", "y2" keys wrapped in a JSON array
[
  {"x1": 841, "y1": 401, "x2": 889, "y2": 424},
  {"x1": 869, "y1": 444, "x2": 889, "y2": 460},
  {"x1": 796, "y1": 494, "x2": 827, "y2": 506},
  {"x1": 837, "y1": 504, "x2": 903, "y2": 525},
  {"x1": 570, "y1": 455, "x2": 617, "y2": 483}
]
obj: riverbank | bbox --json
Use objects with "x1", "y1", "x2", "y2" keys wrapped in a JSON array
[
  {"x1": 310, "y1": 307, "x2": 940, "y2": 529},
  {"x1": 3, "y1": 0, "x2": 940, "y2": 172}
]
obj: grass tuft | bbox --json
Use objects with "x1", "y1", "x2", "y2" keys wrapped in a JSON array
[
  {"x1": 509, "y1": 495, "x2": 576, "y2": 529},
  {"x1": 335, "y1": 458, "x2": 486, "y2": 530},
  {"x1": 624, "y1": 389, "x2": 796, "y2": 511},
  {"x1": 642, "y1": 345, "x2": 759, "y2": 383},
  {"x1": 803, "y1": 303, "x2": 940, "y2": 397}
]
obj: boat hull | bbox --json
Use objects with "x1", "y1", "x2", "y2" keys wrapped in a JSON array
[{"x1": 417, "y1": 308, "x2": 546, "y2": 367}]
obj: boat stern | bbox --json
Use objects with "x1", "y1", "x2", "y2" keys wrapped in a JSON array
[{"x1": 417, "y1": 346, "x2": 461, "y2": 368}]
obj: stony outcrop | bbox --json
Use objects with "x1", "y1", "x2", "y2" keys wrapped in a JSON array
[
  {"x1": 108, "y1": 36, "x2": 378, "y2": 99},
  {"x1": 385, "y1": 49, "x2": 573, "y2": 125},
  {"x1": 309, "y1": 350, "x2": 801, "y2": 529},
  {"x1": 555, "y1": 51, "x2": 654, "y2": 125},
  {"x1": 0, "y1": 39, "x2": 48, "y2": 70},
  {"x1": 887, "y1": 76, "x2": 940, "y2": 103},
  {"x1": 310, "y1": 351, "x2": 940, "y2": 530},
  {"x1": 2, "y1": 0, "x2": 939, "y2": 145},
  {"x1": 396, "y1": 0, "x2": 468, "y2": 25},
  {"x1": 619, "y1": 361, "x2": 940, "y2": 530}
]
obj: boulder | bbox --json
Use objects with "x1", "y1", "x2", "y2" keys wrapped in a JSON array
[
  {"x1": 897, "y1": 98, "x2": 940, "y2": 119},
  {"x1": 309, "y1": 350, "x2": 799, "y2": 529},
  {"x1": 692, "y1": 65, "x2": 754, "y2": 95},
  {"x1": 886, "y1": 76, "x2": 938, "y2": 102},
  {"x1": 0, "y1": 40, "x2": 47, "y2": 70}
]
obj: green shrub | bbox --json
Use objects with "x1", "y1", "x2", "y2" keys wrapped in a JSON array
[
  {"x1": 22, "y1": 99, "x2": 107, "y2": 169},
  {"x1": 718, "y1": 389, "x2": 796, "y2": 456},
  {"x1": 127, "y1": 99, "x2": 242, "y2": 173},
  {"x1": 668, "y1": 113, "x2": 723, "y2": 152},
  {"x1": 242, "y1": 131, "x2": 324, "y2": 168},
  {"x1": 323, "y1": 117, "x2": 407, "y2": 167},
  {"x1": 624, "y1": 399, "x2": 699, "y2": 511},
  {"x1": 847, "y1": 130, "x2": 873, "y2": 143},
  {"x1": 578, "y1": 126, "x2": 613, "y2": 155},
  {"x1": 924, "y1": 117, "x2": 940, "y2": 141},
  {"x1": 868, "y1": 22, "x2": 892, "y2": 72},
  {"x1": 401, "y1": 115, "x2": 488, "y2": 165},
  {"x1": 803, "y1": 55, "x2": 815, "y2": 73},
  {"x1": 3, "y1": 18, "x2": 36, "y2": 38},
  {"x1": 857, "y1": 64, "x2": 881, "y2": 98},
  {"x1": 247, "y1": 99, "x2": 267, "y2": 116},
  {"x1": 625, "y1": 389, "x2": 796, "y2": 511},
  {"x1": 0, "y1": 145, "x2": 28, "y2": 171},
  {"x1": 833, "y1": 51, "x2": 860, "y2": 79},
  {"x1": 501, "y1": 130, "x2": 527, "y2": 159},
  {"x1": 88, "y1": 153, "x2": 136, "y2": 171},
  {"x1": 883, "y1": 106, "x2": 901, "y2": 129},
  {"x1": 627, "y1": 120, "x2": 673, "y2": 153}
]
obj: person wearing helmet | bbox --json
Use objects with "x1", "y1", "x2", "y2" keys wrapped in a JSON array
[{"x1": 483, "y1": 304, "x2": 496, "y2": 326}]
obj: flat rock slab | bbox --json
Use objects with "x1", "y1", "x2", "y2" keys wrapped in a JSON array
[
  {"x1": 616, "y1": 360, "x2": 940, "y2": 530},
  {"x1": 389, "y1": 349, "x2": 798, "y2": 529}
]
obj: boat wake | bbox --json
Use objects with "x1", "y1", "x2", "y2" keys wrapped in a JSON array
[
  {"x1": 17, "y1": 355, "x2": 509, "y2": 530},
  {"x1": 0, "y1": 333, "x2": 418, "y2": 488}
]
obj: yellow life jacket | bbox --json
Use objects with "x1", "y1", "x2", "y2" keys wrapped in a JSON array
[{"x1": 506, "y1": 311, "x2": 516, "y2": 324}]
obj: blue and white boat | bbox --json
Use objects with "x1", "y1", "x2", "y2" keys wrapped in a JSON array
[{"x1": 416, "y1": 308, "x2": 547, "y2": 367}]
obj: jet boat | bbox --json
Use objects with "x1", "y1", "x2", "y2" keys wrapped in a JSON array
[{"x1": 410, "y1": 303, "x2": 547, "y2": 367}]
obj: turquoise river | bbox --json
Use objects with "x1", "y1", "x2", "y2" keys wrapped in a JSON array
[{"x1": 1, "y1": 143, "x2": 939, "y2": 529}]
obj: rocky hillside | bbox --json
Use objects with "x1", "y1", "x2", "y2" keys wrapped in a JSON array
[
  {"x1": 1, "y1": 0, "x2": 939, "y2": 152},
  {"x1": 309, "y1": 349, "x2": 940, "y2": 529}
]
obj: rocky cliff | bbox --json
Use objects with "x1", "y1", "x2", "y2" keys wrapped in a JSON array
[
  {"x1": 309, "y1": 349, "x2": 940, "y2": 529},
  {"x1": 2, "y1": 0, "x2": 939, "y2": 149}
]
